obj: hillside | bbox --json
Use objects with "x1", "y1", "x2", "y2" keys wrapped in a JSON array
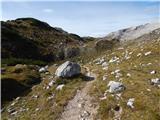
[
  {"x1": 1, "y1": 18, "x2": 84, "y2": 62},
  {"x1": 1, "y1": 18, "x2": 160, "y2": 120}
]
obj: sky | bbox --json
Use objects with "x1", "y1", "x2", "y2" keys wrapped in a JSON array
[{"x1": 1, "y1": 1, "x2": 160, "y2": 37}]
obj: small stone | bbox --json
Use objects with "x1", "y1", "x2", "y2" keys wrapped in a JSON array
[
  {"x1": 108, "y1": 81, "x2": 125, "y2": 93},
  {"x1": 151, "y1": 78, "x2": 160, "y2": 85},
  {"x1": 137, "y1": 53, "x2": 142, "y2": 57},
  {"x1": 127, "y1": 98, "x2": 135, "y2": 109},
  {"x1": 10, "y1": 111, "x2": 18, "y2": 115},
  {"x1": 48, "y1": 80, "x2": 55, "y2": 87},
  {"x1": 39, "y1": 67, "x2": 47, "y2": 73},
  {"x1": 144, "y1": 51, "x2": 151, "y2": 56},
  {"x1": 127, "y1": 73, "x2": 131, "y2": 77},
  {"x1": 150, "y1": 70, "x2": 156, "y2": 74},
  {"x1": 35, "y1": 108, "x2": 40, "y2": 111},
  {"x1": 103, "y1": 75, "x2": 107, "y2": 81},
  {"x1": 56, "y1": 84, "x2": 65, "y2": 90}
]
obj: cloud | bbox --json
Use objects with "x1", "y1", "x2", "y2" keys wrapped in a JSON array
[{"x1": 43, "y1": 9, "x2": 53, "y2": 13}]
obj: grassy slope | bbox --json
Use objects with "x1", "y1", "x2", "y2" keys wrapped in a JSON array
[
  {"x1": 2, "y1": 39, "x2": 160, "y2": 120},
  {"x1": 1, "y1": 65, "x2": 87, "y2": 120},
  {"x1": 89, "y1": 39, "x2": 160, "y2": 120}
]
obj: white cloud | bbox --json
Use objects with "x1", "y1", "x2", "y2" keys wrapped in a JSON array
[{"x1": 43, "y1": 9, "x2": 53, "y2": 13}]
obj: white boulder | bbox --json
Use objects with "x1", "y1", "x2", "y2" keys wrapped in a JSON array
[{"x1": 55, "y1": 61, "x2": 81, "y2": 77}]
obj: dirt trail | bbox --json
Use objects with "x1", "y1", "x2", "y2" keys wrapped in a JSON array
[{"x1": 59, "y1": 66, "x2": 98, "y2": 120}]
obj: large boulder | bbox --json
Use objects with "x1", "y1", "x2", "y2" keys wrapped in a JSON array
[{"x1": 55, "y1": 61, "x2": 81, "y2": 77}]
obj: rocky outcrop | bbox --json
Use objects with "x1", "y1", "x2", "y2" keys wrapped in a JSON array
[{"x1": 55, "y1": 61, "x2": 81, "y2": 78}]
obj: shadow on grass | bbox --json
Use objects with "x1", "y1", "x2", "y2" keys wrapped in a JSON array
[
  {"x1": 55, "y1": 73, "x2": 95, "y2": 85},
  {"x1": 1, "y1": 77, "x2": 41, "y2": 107}
]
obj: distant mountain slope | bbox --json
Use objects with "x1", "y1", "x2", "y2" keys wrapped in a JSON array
[
  {"x1": 1, "y1": 18, "x2": 84, "y2": 62},
  {"x1": 103, "y1": 22, "x2": 160, "y2": 41}
]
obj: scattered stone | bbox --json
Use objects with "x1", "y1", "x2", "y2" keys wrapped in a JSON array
[
  {"x1": 137, "y1": 53, "x2": 142, "y2": 57},
  {"x1": 115, "y1": 73, "x2": 122, "y2": 78},
  {"x1": 102, "y1": 62, "x2": 108, "y2": 67},
  {"x1": 99, "y1": 96, "x2": 107, "y2": 100},
  {"x1": 80, "y1": 111, "x2": 90, "y2": 118},
  {"x1": 56, "y1": 84, "x2": 65, "y2": 90},
  {"x1": 127, "y1": 73, "x2": 131, "y2": 77},
  {"x1": 35, "y1": 108, "x2": 40, "y2": 111},
  {"x1": 108, "y1": 81, "x2": 126, "y2": 93},
  {"x1": 150, "y1": 70, "x2": 156, "y2": 74},
  {"x1": 47, "y1": 94, "x2": 55, "y2": 100},
  {"x1": 147, "y1": 89, "x2": 151, "y2": 92},
  {"x1": 32, "y1": 95, "x2": 39, "y2": 99},
  {"x1": 55, "y1": 61, "x2": 81, "y2": 78},
  {"x1": 109, "y1": 56, "x2": 119, "y2": 63},
  {"x1": 15, "y1": 97, "x2": 20, "y2": 101},
  {"x1": 10, "y1": 111, "x2": 18, "y2": 115},
  {"x1": 7, "y1": 108, "x2": 15, "y2": 113},
  {"x1": 144, "y1": 51, "x2": 151, "y2": 56},
  {"x1": 39, "y1": 67, "x2": 47, "y2": 73},
  {"x1": 103, "y1": 75, "x2": 107, "y2": 81},
  {"x1": 48, "y1": 80, "x2": 55, "y2": 87},
  {"x1": 127, "y1": 98, "x2": 135, "y2": 109},
  {"x1": 151, "y1": 78, "x2": 160, "y2": 85},
  {"x1": 11, "y1": 102, "x2": 16, "y2": 106}
]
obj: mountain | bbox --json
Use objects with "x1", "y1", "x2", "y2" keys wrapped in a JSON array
[
  {"x1": 102, "y1": 22, "x2": 160, "y2": 41},
  {"x1": 1, "y1": 18, "x2": 84, "y2": 62}
]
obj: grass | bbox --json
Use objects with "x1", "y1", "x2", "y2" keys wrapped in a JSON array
[
  {"x1": 89, "y1": 39, "x2": 160, "y2": 120},
  {"x1": 1, "y1": 65, "x2": 87, "y2": 120}
]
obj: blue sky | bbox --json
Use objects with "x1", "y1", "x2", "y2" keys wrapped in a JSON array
[{"x1": 1, "y1": 1, "x2": 160, "y2": 37}]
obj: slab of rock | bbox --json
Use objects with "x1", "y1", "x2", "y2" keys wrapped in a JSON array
[
  {"x1": 55, "y1": 61, "x2": 81, "y2": 78},
  {"x1": 108, "y1": 81, "x2": 125, "y2": 93}
]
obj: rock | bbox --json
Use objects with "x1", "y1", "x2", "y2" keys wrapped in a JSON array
[
  {"x1": 48, "y1": 80, "x2": 55, "y2": 87},
  {"x1": 80, "y1": 111, "x2": 90, "y2": 118},
  {"x1": 150, "y1": 70, "x2": 156, "y2": 74},
  {"x1": 47, "y1": 95, "x2": 54, "y2": 100},
  {"x1": 103, "y1": 75, "x2": 107, "y2": 81},
  {"x1": 102, "y1": 62, "x2": 108, "y2": 67},
  {"x1": 144, "y1": 51, "x2": 151, "y2": 56},
  {"x1": 55, "y1": 61, "x2": 81, "y2": 78},
  {"x1": 35, "y1": 108, "x2": 40, "y2": 111},
  {"x1": 127, "y1": 98, "x2": 135, "y2": 109},
  {"x1": 108, "y1": 81, "x2": 125, "y2": 93},
  {"x1": 56, "y1": 84, "x2": 64, "y2": 90},
  {"x1": 39, "y1": 67, "x2": 47, "y2": 73},
  {"x1": 127, "y1": 73, "x2": 131, "y2": 77},
  {"x1": 10, "y1": 111, "x2": 18, "y2": 115},
  {"x1": 137, "y1": 53, "x2": 142, "y2": 57},
  {"x1": 151, "y1": 78, "x2": 160, "y2": 85},
  {"x1": 109, "y1": 56, "x2": 119, "y2": 63}
]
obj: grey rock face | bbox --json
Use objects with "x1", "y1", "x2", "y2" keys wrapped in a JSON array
[
  {"x1": 108, "y1": 81, "x2": 125, "y2": 93},
  {"x1": 55, "y1": 61, "x2": 81, "y2": 77}
]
